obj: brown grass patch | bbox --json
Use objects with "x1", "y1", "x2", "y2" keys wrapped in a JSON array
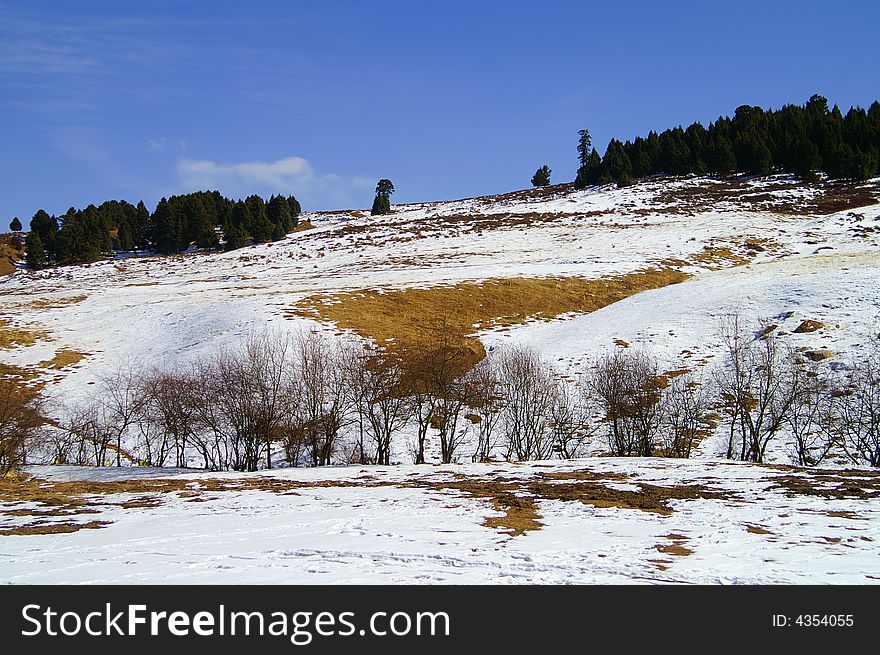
[
  {"x1": 745, "y1": 523, "x2": 775, "y2": 535},
  {"x1": 690, "y1": 245, "x2": 749, "y2": 269},
  {"x1": 0, "y1": 520, "x2": 111, "y2": 536},
  {"x1": 31, "y1": 295, "x2": 87, "y2": 309},
  {"x1": 291, "y1": 220, "x2": 315, "y2": 233},
  {"x1": 825, "y1": 510, "x2": 867, "y2": 521},
  {"x1": 291, "y1": 267, "x2": 690, "y2": 366},
  {"x1": 0, "y1": 319, "x2": 50, "y2": 349},
  {"x1": 39, "y1": 349, "x2": 87, "y2": 370},
  {"x1": 770, "y1": 470, "x2": 880, "y2": 499},
  {"x1": 655, "y1": 533, "x2": 693, "y2": 556},
  {"x1": 526, "y1": 480, "x2": 722, "y2": 515},
  {"x1": 793, "y1": 320, "x2": 824, "y2": 334},
  {"x1": 655, "y1": 542, "x2": 693, "y2": 556}
]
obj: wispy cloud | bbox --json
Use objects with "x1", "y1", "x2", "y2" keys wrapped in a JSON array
[
  {"x1": 46, "y1": 126, "x2": 110, "y2": 163},
  {"x1": 148, "y1": 137, "x2": 168, "y2": 152},
  {"x1": 176, "y1": 156, "x2": 373, "y2": 209}
]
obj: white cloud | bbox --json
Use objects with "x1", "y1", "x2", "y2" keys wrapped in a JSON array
[
  {"x1": 176, "y1": 155, "x2": 373, "y2": 209},
  {"x1": 148, "y1": 137, "x2": 167, "y2": 152}
]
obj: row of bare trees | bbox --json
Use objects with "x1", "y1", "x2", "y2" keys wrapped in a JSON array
[
  {"x1": 31, "y1": 315, "x2": 880, "y2": 471},
  {"x1": 587, "y1": 315, "x2": 880, "y2": 467}
]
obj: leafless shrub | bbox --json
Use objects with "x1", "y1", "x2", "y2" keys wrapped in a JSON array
[
  {"x1": 715, "y1": 314, "x2": 801, "y2": 463},
  {"x1": 498, "y1": 345, "x2": 556, "y2": 461},
  {"x1": 785, "y1": 360, "x2": 836, "y2": 466},
  {"x1": 400, "y1": 329, "x2": 474, "y2": 464},
  {"x1": 833, "y1": 348, "x2": 880, "y2": 467},
  {"x1": 549, "y1": 380, "x2": 593, "y2": 459},
  {"x1": 662, "y1": 374, "x2": 712, "y2": 458},
  {"x1": 464, "y1": 355, "x2": 504, "y2": 463},
  {"x1": 591, "y1": 349, "x2": 664, "y2": 457},
  {"x1": 0, "y1": 379, "x2": 45, "y2": 474},
  {"x1": 355, "y1": 350, "x2": 412, "y2": 465},
  {"x1": 294, "y1": 330, "x2": 355, "y2": 467}
]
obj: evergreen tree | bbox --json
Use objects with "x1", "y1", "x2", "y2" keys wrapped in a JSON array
[
  {"x1": 223, "y1": 219, "x2": 247, "y2": 251},
  {"x1": 246, "y1": 195, "x2": 273, "y2": 243},
  {"x1": 371, "y1": 179, "x2": 395, "y2": 215},
  {"x1": 9, "y1": 217, "x2": 22, "y2": 232},
  {"x1": 268, "y1": 194, "x2": 293, "y2": 233},
  {"x1": 601, "y1": 140, "x2": 633, "y2": 186},
  {"x1": 286, "y1": 195, "x2": 302, "y2": 226},
  {"x1": 531, "y1": 165, "x2": 551, "y2": 187},
  {"x1": 577, "y1": 129, "x2": 592, "y2": 168},
  {"x1": 25, "y1": 232, "x2": 47, "y2": 270},
  {"x1": 224, "y1": 201, "x2": 252, "y2": 249},
  {"x1": 29, "y1": 210, "x2": 58, "y2": 261},
  {"x1": 133, "y1": 201, "x2": 151, "y2": 249},
  {"x1": 150, "y1": 198, "x2": 184, "y2": 254}
]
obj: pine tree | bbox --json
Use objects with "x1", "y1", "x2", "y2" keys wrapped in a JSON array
[
  {"x1": 9, "y1": 217, "x2": 22, "y2": 232},
  {"x1": 577, "y1": 129, "x2": 592, "y2": 168},
  {"x1": 287, "y1": 195, "x2": 302, "y2": 226},
  {"x1": 268, "y1": 194, "x2": 293, "y2": 233},
  {"x1": 246, "y1": 195, "x2": 273, "y2": 243},
  {"x1": 25, "y1": 232, "x2": 47, "y2": 270},
  {"x1": 150, "y1": 198, "x2": 184, "y2": 254},
  {"x1": 133, "y1": 201, "x2": 151, "y2": 250},
  {"x1": 531, "y1": 165, "x2": 551, "y2": 187},
  {"x1": 371, "y1": 179, "x2": 395, "y2": 215},
  {"x1": 601, "y1": 140, "x2": 633, "y2": 186},
  {"x1": 29, "y1": 209, "x2": 57, "y2": 261}
]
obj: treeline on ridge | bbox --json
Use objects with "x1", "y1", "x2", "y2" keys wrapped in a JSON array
[
  {"x1": 25, "y1": 191, "x2": 302, "y2": 268},
  {"x1": 573, "y1": 94, "x2": 880, "y2": 188}
]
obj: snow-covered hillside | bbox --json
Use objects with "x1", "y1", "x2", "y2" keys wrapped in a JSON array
[
  {"x1": 2, "y1": 174, "x2": 878, "y2": 437},
  {"x1": 1, "y1": 174, "x2": 879, "y2": 584}
]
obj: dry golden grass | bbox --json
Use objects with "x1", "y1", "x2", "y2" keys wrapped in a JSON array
[
  {"x1": 0, "y1": 319, "x2": 49, "y2": 349},
  {"x1": 690, "y1": 245, "x2": 750, "y2": 269},
  {"x1": 38, "y1": 349, "x2": 87, "y2": 370},
  {"x1": 292, "y1": 267, "x2": 690, "y2": 364},
  {"x1": 0, "y1": 521, "x2": 111, "y2": 536},
  {"x1": 291, "y1": 220, "x2": 315, "y2": 233},
  {"x1": 0, "y1": 235, "x2": 23, "y2": 276},
  {"x1": 31, "y1": 295, "x2": 87, "y2": 309}
]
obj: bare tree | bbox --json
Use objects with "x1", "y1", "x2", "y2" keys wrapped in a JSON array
[
  {"x1": 786, "y1": 361, "x2": 835, "y2": 466},
  {"x1": 141, "y1": 368, "x2": 198, "y2": 467},
  {"x1": 0, "y1": 378, "x2": 45, "y2": 474},
  {"x1": 400, "y1": 328, "x2": 475, "y2": 464},
  {"x1": 464, "y1": 355, "x2": 504, "y2": 462},
  {"x1": 715, "y1": 315, "x2": 801, "y2": 463},
  {"x1": 499, "y1": 345, "x2": 556, "y2": 461},
  {"x1": 356, "y1": 350, "x2": 412, "y2": 465},
  {"x1": 834, "y1": 348, "x2": 880, "y2": 467},
  {"x1": 661, "y1": 374, "x2": 711, "y2": 458},
  {"x1": 591, "y1": 348, "x2": 664, "y2": 457},
  {"x1": 549, "y1": 379, "x2": 593, "y2": 459},
  {"x1": 97, "y1": 362, "x2": 150, "y2": 466},
  {"x1": 294, "y1": 330, "x2": 355, "y2": 467}
]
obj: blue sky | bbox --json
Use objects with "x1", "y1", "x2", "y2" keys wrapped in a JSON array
[{"x1": 2, "y1": 0, "x2": 879, "y2": 222}]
